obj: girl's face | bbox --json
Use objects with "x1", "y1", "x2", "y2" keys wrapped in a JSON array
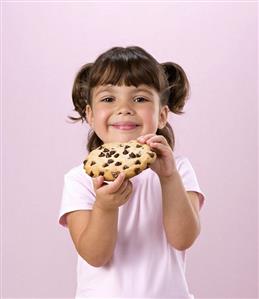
[{"x1": 86, "y1": 84, "x2": 169, "y2": 144}]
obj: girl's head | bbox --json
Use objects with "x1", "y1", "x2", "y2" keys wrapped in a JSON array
[{"x1": 70, "y1": 46, "x2": 190, "y2": 151}]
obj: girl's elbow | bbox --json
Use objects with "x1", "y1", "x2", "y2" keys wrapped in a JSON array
[
  {"x1": 79, "y1": 251, "x2": 112, "y2": 267},
  {"x1": 168, "y1": 229, "x2": 201, "y2": 251},
  {"x1": 85, "y1": 258, "x2": 107, "y2": 268},
  {"x1": 170, "y1": 240, "x2": 194, "y2": 251}
]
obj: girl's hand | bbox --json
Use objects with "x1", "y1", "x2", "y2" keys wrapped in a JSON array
[
  {"x1": 93, "y1": 173, "x2": 133, "y2": 211},
  {"x1": 137, "y1": 134, "x2": 177, "y2": 178}
]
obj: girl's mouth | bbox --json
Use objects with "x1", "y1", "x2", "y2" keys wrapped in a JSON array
[{"x1": 111, "y1": 122, "x2": 140, "y2": 131}]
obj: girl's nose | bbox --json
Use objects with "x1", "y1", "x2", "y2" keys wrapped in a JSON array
[{"x1": 117, "y1": 103, "x2": 135, "y2": 115}]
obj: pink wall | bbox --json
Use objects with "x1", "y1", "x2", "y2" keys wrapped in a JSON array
[{"x1": 2, "y1": 2, "x2": 258, "y2": 298}]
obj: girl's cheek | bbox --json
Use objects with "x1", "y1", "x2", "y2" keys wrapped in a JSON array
[{"x1": 92, "y1": 108, "x2": 110, "y2": 123}]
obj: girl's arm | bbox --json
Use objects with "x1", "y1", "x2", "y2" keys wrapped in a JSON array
[
  {"x1": 67, "y1": 173, "x2": 132, "y2": 267},
  {"x1": 160, "y1": 173, "x2": 201, "y2": 250},
  {"x1": 138, "y1": 134, "x2": 201, "y2": 250}
]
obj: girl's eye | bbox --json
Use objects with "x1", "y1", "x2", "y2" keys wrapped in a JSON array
[
  {"x1": 101, "y1": 97, "x2": 114, "y2": 103},
  {"x1": 134, "y1": 97, "x2": 148, "y2": 103}
]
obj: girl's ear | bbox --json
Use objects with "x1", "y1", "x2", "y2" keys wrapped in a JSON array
[
  {"x1": 158, "y1": 105, "x2": 169, "y2": 129},
  {"x1": 85, "y1": 105, "x2": 94, "y2": 127}
]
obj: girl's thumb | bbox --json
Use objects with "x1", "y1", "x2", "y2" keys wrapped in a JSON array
[{"x1": 93, "y1": 176, "x2": 104, "y2": 190}]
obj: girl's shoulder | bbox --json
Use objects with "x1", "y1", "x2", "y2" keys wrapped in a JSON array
[
  {"x1": 64, "y1": 163, "x2": 93, "y2": 186},
  {"x1": 173, "y1": 153, "x2": 190, "y2": 167},
  {"x1": 65, "y1": 163, "x2": 85, "y2": 176}
]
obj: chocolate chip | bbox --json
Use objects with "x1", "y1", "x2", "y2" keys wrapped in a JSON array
[
  {"x1": 123, "y1": 165, "x2": 129, "y2": 170},
  {"x1": 108, "y1": 159, "x2": 114, "y2": 164},
  {"x1": 103, "y1": 163, "x2": 109, "y2": 167},
  {"x1": 90, "y1": 161, "x2": 96, "y2": 166},
  {"x1": 146, "y1": 163, "x2": 150, "y2": 168},
  {"x1": 125, "y1": 145, "x2": 130, "y2": 149},
  {"x1": 114, "y1": 153, "x2": 120, "y2": 158},
  {"x1": 136, "y1": 153, "x2": 141, "y2": 158},
  {"x1": 90, "y1": 171, "x2": 94, "y2": 177},
  {"x1": 136, "y1": 144, "x2": 142, "y2": 148},
  {"x1": 98, "y1": 146, "x2": 103, "y2": 150},
  {"x1": 129, "y1": 152, "x2": 136, "y2": 158},
  {"x1": 99, "y1": 171, "x2": 104, "y2": 176},
  {"x1": 135, "y1": 160, "x2": 141, "y2": 165},
  {"x1": 123, "y1": 150, "x2": 129, "y2": 155},
  {"x1": 110, "y1": 150, "x2": 116, "y2": 155},
  {"x1": 103, "y1": 148, "x2": 109, "y2": 152},
  {"x1": 83, "y1": 159, "x2": 88, "y2": 165},
  {"x1": 115, "y1": 162, "x2": 122, "y2": 166},
  {"x1": 112, "y1": 171, "x2": 120, "y2": 178},
  {"x1": 148, "y1": 152, "x2": 155, "y2": 158},
  {"x1": 98, "y1": 152, "x2": 105, "y2": 157},
  {"x1": 106, "y1": 153, "x2": 112, "y2": 158},
  {"x1": 134, "y1": 168, "x2": 141, "y2": 175}
]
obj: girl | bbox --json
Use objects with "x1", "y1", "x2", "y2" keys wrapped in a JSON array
[{"x1": 59, "y1": 46, "x2": 205, "y2": 298}]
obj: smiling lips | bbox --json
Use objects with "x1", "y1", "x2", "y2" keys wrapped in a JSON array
[{"x1": 111, "y1": 122, "x2": 140, "y2": 131}]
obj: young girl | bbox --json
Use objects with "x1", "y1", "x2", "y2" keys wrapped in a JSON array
[{"x1": 59, "y1": 46, "x2": 205, "y2": 299}]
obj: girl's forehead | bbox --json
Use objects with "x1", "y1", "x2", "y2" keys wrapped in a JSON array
[{"x1": 93, "y1": 84, "x2": 157, "y2": 96}]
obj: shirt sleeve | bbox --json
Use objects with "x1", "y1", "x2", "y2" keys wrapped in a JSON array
[
  {"x1": 176, "y1": 156, "x2": 205, "y2": 209},
  {"x1": 58, "y1": 165, "x2": 96, "y2": 227}
]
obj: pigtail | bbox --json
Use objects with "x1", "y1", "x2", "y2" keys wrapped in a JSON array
[
  {"x1": 68, "y1": 63, "x2": 93, "y2": 122},
  {"x1": 161, "y1": 62, "x2": 190, "y2": 114}
]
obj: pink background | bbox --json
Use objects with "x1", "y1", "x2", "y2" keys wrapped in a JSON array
[{"x1": 2, "y1": 2, "x2": 258, "y2": 299}]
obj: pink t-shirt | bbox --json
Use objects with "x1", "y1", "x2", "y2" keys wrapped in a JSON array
[{"x1": 59, "y1": 155, "x2": 205, "y2": 299}]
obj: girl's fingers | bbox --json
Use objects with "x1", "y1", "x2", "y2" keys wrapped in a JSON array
[
  {"x1": 137, "y1": 134, "x2": 155, "y2": 143},
  {"x1": 119, "y1": 179, "x2": 130, "y2": 195},
  {"x1": 149, "y1": 141, "x2": 166, "y2": 153},
  {"x1": 93, "y1": 176, "x2": 105, "y2": 190},
  {"x1": 147, "y1": 136, "x2": 167, "y2": 146},
  {"x1": 122, "y1": 181, "x2": 133, "y2": 200},
  {"x1": 107, "y1": 172, "x2": 126, "y2": 193},
  {"x1": 137, "y1": 134, "x2": 167, "y2": 145},
  {"x1": 122, "y1": 190, "x2": 131, "y2": 204}
]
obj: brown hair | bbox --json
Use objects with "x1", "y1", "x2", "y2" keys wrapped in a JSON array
[{"x1": 69, "y1": 46, "x2": 190, "y2": 152}]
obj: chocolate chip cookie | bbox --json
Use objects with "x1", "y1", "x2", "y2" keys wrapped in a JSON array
[{"x1": 83, "y1": 140, "x2": 157, "y2": 181}]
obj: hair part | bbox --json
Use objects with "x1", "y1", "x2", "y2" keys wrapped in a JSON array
[{"x1": 68, "y1": 46, "x2": 190, "y2": 151}]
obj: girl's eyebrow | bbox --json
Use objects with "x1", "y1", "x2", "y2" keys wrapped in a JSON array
[
  {"x1": 95, "y1": 86, "x2": 154, "y2": 97},
  {"x1": 133, "y1": 88, "x2": 154, "y2": 96},
  {"x1": 95, "y1": 86, "x2": 114, "y2": 96}
]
